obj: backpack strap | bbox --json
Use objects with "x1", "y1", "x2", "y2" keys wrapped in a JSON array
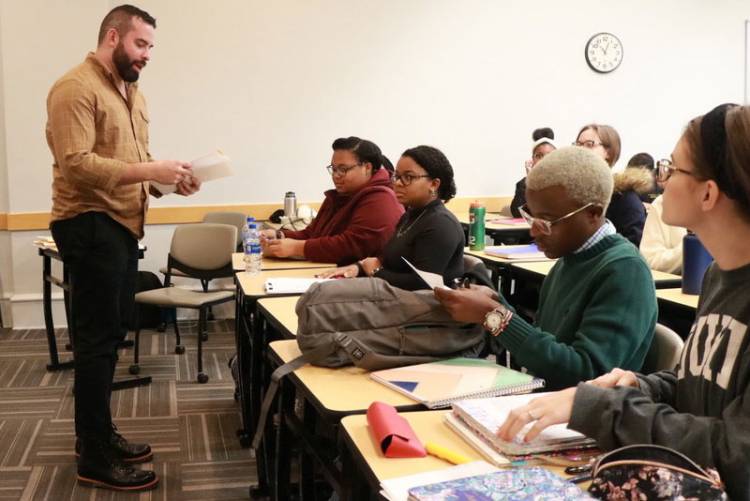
[{"x1": 251, "y1": 340, "x2": 340, "y2": 450}]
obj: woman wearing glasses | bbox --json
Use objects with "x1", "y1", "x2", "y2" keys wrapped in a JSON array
[
  {"x1": 319, "y1": 145, "x2": 464, "y2": 290},
  {"x1": 497, "y1": 104, "x2": 750, "y2": 500},
  {"x1": 261, "y1": 136, "x2": 403, "y2": 265},
  {"x1": 575, "y1": 124, "x2": 651, "y2": 246}
]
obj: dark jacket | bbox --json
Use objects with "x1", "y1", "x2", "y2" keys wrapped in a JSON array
[
  {"x1": 510, "y1": 177, "x2": 527, "y2": 218},
  {"x1": 606, "y1": 168, "x2": 653, "y2": 247},
  {"x1": 283, "y1": 168, "x2": 404, "y2": 265}
]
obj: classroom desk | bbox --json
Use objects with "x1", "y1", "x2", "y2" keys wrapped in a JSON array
[
  {"x1": 233, "y1": 265, "x2": 335, "y2": 496},
  {"x1": 655, "y1": 288, "x2": 698, "y2": 339},
  {"x1": 38, "y1": 244, "x2": 145, "y2": 372},
  {"x1": 464, "y1": 247, "x2": 552, "y2": 292},
  {"x1": 455, "y1": 213, "x2": 531, "y2": 245},
  {"x1": 264, "y1": 339, "x2": 421, "y2": 500},
  {"x1": 509, "y1": 260, "x2": 683, "y2": 289},
  {"x1": 231, "y1": 252, "x2": 335, "y2": 271},
  {"x1": 339, "y1": 410, "x2": 573, "y2": 499}
]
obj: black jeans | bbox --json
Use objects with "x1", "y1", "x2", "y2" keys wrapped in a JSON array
[{"x1": 50, "y1": 212, "x2": 138, "y2": 441}]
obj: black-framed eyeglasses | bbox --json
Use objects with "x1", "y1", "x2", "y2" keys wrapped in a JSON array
[
  {"x1": 656, "y1": 158, "x2": 698, "y2": 183},
  {"x1": 519, "y1": 202, "x2": 596, "y2": 235},
  {"x1": 326, "y1": 163, "x2": 362, "y2": 177},
  {"x1": 572, "y1": 140, "x2": 604, "y2": 149},
  {"x1": 392, "y1": 173, "x2": 431, "y2": 186}
]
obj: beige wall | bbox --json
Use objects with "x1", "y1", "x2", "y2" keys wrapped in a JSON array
[
  {"x1": 2, "y1": 0, "x2": 750, "y2": 327},
  {"x1": 0, "y1": 4, "x2": 10, "y2": 326}
]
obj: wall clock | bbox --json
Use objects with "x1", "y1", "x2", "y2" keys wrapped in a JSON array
[{"x1": 585, "y1": 32, "x2": 623, "y2": 73}]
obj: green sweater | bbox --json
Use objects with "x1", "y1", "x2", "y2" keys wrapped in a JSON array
[{"x1": 495, "y1": 234, "x2": 657, "y2": 390}]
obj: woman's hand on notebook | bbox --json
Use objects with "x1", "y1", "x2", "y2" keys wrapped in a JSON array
[
  {"x1": 587, "y1": 368, "x2": 640, "y2": 389},
  {"x1": 496, "y1": 387, "x2": 577, "y2": 443},
  {"x1": 434, "y1": 286, "x2": 498, "y2": 323}
]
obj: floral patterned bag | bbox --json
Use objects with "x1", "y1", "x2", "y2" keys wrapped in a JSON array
[{"x1": 588, "y1": 444, "x2": 727, "y2": 500}]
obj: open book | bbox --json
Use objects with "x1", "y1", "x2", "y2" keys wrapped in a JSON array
[
  {"x1": 484, "y1": 244, "x2": 547, "y2": 260},
  {"x1": 370, "y1": 358, "x2": 544, "y2": 409},
  {"x1": 151, "y1": 150, "x2": 234, "y2": 195},
  {"x1": 450, "y1": 392, "x2": 596, "y2": 456}
]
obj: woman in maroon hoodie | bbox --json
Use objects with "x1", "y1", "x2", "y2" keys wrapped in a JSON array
[{"x1": 261, "y1": 137, "x2": 404, "y2": 265}]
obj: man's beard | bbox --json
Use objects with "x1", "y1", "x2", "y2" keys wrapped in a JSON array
[{"x1": 113, "y1": 42, "x2": 142, "y2": 83}]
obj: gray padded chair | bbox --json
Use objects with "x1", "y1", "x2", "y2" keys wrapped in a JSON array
[
  {"x1": 131, "y1": 223, "x2": 237, "y2": 383},
  {"x1": 641, "y1": 323, "x2": 685, "y2": 374}
]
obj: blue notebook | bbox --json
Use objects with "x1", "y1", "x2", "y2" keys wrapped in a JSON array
[{"x1": 407, "y1": 466, "x2": 592, "y2": 500}]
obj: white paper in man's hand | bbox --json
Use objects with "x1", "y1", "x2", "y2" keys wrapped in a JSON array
[
  {"x1": 401, "y1": 257, "x2": 450, "y2": 290},
  {"x1": 152, "y1": 150, "x2": 233, "y2": 195}
]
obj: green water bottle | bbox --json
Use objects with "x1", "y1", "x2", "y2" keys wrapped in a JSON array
[{"x1": 469, "y1": 201, "x2": 486, "y2": 250}]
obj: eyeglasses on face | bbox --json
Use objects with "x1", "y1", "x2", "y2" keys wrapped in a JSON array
[
  {"x1": 392, "y1": 173, "x2": 431, "y2": 186},
  {"x1": 656, "y1": 158, "x2": 697, "y2": 183},
  {"x1": 572, "y1": 140, "x2": 604, "y2": 149},
  {"x1": 325, "y1": 162, "x2": 362, "y2": 177},
  {"x1": 519, "y1": 202, "x2": 596, "y2": 235}
]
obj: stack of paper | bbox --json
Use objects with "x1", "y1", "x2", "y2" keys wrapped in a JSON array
[
  {"x1": 152, "y1": 150, "x2": 234, "y2": 195},
  {"x1": 484, "y1": 244, "x2": 547, "y2": 260}
]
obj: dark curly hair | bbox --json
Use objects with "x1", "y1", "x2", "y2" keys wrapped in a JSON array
[
  {"x1": 331, "y1": 136, "x2": 383, "y2": 172},
  {"x1": 401, "y1": 145, "x2": 457, "y2": 202},
  {"x1": 532, "y1": 127, "x2": 555, "y2": 141}
]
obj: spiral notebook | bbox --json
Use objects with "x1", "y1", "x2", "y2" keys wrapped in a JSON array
[
  {"x1": 370, "y1": 358, "x2": 544, "y2": 409},
  {"x1": 451, "y1": 393, "x2": 596, "y2": 456}
]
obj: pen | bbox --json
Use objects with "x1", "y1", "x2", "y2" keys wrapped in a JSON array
[{"x1": 424, "y1": 442, "x2": 472, "y2": 465}]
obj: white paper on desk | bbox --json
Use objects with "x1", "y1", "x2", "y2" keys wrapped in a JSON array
[
  {"x1": 263, "y1": 277, "x2": 332, "y2": 294},
  {"x1": 380, "y1": 460, "x2": 498, "y2": 501},
  {"x1": 151, "y1": 150, "x2": 233, "y2": 195},
  {"x1": 401, "y1": 257, "x2": 450, "y2": 290}
]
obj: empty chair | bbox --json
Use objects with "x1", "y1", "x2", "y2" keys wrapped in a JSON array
[
  {"x1": 131, "y1": 223, "x2": 237, "y2": 383},
  {"x1": 641, "y1": 323, "x2": 685, "y2": 374}
]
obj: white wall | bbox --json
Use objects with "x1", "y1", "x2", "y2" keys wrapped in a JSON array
[{"x1": 3, "y1": 0, "x2": 750, "y2": 327}]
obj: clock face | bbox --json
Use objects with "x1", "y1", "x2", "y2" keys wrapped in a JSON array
[{"x1": 585, "y1": 32, "x2": 623, "y2": 73}]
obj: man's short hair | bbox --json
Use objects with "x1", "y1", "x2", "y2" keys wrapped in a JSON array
[
  {"x1": 527, "y1": 146, "x2": 614, "y2": 211},
  {"x1": 97, "y1": 4, "x2": 156, "y2": 46}
]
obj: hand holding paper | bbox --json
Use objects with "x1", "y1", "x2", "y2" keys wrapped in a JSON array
[{"x1": 152, "y1": 150, "x2": 233, "y2": 195}]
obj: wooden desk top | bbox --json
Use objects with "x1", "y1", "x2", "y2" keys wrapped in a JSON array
[
  {"x1": 656, "y1": 288, "x2": 699, "y2": 309},
  {"x1": 232, "y1": 252, "x2": 336, "y2": 271},
  {"x1": 340, "y1": 410, "x2": 567, "y2": 482},
  {"x1": 510, "y1": 260, "x2": 682, "y2": 285},
  {"x1": 269, "y1": 340, "x2": 416, "y2": 413},
  {"x1": 257, "y1": 296, "x2": 299, "y2": 335},
  {"x1": 236, "y1": 267, "x2": 324, "y2": 298}
]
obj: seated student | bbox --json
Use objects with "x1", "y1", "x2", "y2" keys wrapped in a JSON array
[
  {"x1": 639, "y1": 193, "x2": 687, "y2": 274},
  {"x1": 435, "y1": 147, "x2": 657, "y2": 390},
  {"x1": 510, "y1": 128, "x2": 556, "y2": 218},
  {"x1": 319, "y1": 145, "x2": 464, "y2": 290},
  {"x1": 627, "y1": 152, "x2": 661, "y2": 203},
  {"x1": 261, "y1": 137, "x2": 404, "y2": 265},
  {"x1": 497, "y1": 104, "x2": 750, "y2": 500},
  {"x1": 575, "y1": 124, "x2": 650, "y2": 247}
]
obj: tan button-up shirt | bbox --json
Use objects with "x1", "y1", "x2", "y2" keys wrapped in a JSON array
[{"x1": 47, "y1": 53, "x2": 153, "y2": 239}]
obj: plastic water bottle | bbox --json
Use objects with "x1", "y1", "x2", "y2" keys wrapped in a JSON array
[{"x1": 243, "y1": 222, "x2": 262, "y2": 275}]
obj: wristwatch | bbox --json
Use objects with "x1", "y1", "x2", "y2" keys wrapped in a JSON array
[{"x1": 483, "y1": 305, "x2": 513, "y2": 336}]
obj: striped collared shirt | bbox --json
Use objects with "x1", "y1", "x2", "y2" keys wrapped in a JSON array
[{"x1": 575, "y1": 220, "x2": 617, "y2": 253}]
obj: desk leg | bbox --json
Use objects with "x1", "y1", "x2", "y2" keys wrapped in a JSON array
[
  {"x1": 235, "y1": 290, "x2": 254, "y2": 447},
  {"x1": 273, "y1": 377, "x2": 294, "y2": 501},
  {"x1": 43, "y1": 255, "x2": 73, "y2": 371},
  {"x1": 299, "y1": 400, "x2": 316, "y2": 500}
]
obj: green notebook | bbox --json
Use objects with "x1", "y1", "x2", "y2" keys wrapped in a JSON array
[{"x1": 370, "y1": 358, "x2": 544, "y2": 409}]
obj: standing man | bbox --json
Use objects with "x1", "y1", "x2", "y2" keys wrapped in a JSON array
[{"x1": 46, "y1": 4, "x2": 200, "y2": 491}]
